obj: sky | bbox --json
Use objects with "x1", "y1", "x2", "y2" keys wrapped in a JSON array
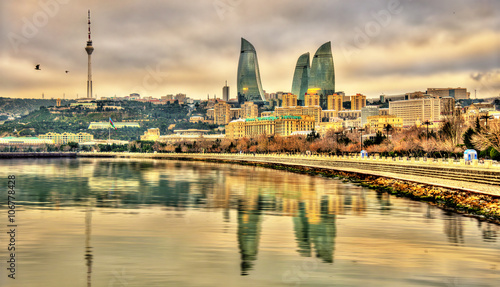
[{"x1": 1, "y1": 0, "x2": 499, "y2": 100}]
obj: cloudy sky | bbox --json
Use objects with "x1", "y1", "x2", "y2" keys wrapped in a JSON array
[{"x1": 1, "y1": 0, "x2": 499, "y2": 100}]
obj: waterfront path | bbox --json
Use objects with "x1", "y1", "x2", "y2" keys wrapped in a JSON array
[{"x1": 78, "y1": 152, "x2": 500, "y2": 197}]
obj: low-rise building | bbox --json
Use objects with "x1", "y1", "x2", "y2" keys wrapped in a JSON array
[
  {"x1": 140, "y1": 128, "x2": 160, "y2": 141},
  {"x1": 0, "y1": 137, "x2": 54, "y2": 145},
  {"x1": 226, "y1": 115, "x2": 315, "y2": 139},
  {"x1": 38, "y1": 132, "x2": 94, "y2": 144},
  {"x1": 366, "y1": 115, "x2": 403, "y2": 132},
  {"x1": 88, "y1": 122, "x2": 140, "y2": 129}
]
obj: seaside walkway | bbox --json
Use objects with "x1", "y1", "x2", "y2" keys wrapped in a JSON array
[{"x1": 78, "y1": 152, "x2": 500, "y2": 197}]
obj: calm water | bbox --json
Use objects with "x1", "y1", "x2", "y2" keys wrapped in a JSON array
[{"x1": 0, "y1": 158, "x2": 499, "y2": 287}]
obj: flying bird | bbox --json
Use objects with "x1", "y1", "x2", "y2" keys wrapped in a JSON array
[
  {"x1": 65, "y1": 70, "x2": 69, "y2": 73},
  {"x1": 35, "y1": 64, "x2": 41, "y2": 70}
]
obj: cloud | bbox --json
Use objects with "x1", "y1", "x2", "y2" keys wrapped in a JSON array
[{"x1": 1, "y1": 0, "x2": 499, "y2": 99}]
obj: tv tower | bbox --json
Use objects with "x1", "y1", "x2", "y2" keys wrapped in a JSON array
[{"x1": 85, "y1": 10, "x2": 94, "y2": 99}]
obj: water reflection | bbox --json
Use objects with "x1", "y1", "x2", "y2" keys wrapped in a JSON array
[{"x1": 1, "y1": 158, "x2": 500, "y2": 286}]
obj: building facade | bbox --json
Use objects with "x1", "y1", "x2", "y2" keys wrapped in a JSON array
[
  {"x1": 304, "y1": 91, "x2": 320, "y2": 107},
  {"x1": 282, "y1": 93, "x2": 298, "y2": 108},
  {"x1": 274, "y1": 106, "x2": 322, "y2": 123},
  {"x1": 366, "y1": 115, "x2": 403, "y2": 132},
  {"x1": 39, "y1": 132, "x2": 94, "y2": 144},
  {"x1": 214, "y1": 101, "x2": 231, "y2": 125},
  {"x1": 291, "y1": 52, "x2": 310, "y2": 102},
  {"x1": 237, "y1": 38, "x2": 265, "y2": 103},
  {"x1": 427, "y1": 88, "x2": 469, "y2": 100},
  {"x1": 140, "y1": 128, "x2": 160, "y2": 141},
  {"x1": 308, "y1": 42, "x2": 335, "y2": 109},
  {"x1": 351, "y1": 94, "x2": 366, "y2": 111},
  {"x1": 389, "y1": 98, "x2": 441, "y2": 127},
  {"x1": 241, "y1": 101, "x2": 259, "y2": 119}
]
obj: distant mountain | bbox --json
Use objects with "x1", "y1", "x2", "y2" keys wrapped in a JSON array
[{"x1": 0, "y1": 97, "x2": 72, "y2": 115}]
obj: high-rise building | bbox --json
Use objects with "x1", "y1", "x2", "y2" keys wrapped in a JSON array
[
  {"x1": 214, "y1": 101, "x2": 231, "y2": 125},
  {"x1": 282, "y1": 93, "x2": 297, "y2": 108},
  {"x1": 351, "y1": 94, "x2": 366, "y2": 111},
  {"x1": 389, "y1": 98, "x2": 441, "y2": 126},
  {"x1": 327, "y1": 93, "x2": 344, "y2": 111},
  {"x1": 241, "y1": 102, "x2": 259, "y2": 119},
  {"x1": 309, "y1": 42, "x2": 335, "y2": 109},
  {"x1": 291, "y1": 52, "x2": 310, "y2": 102},
  {"x1": 237, "y1": 38, "x2": 265, "y2": 103},
  {"x1": 305, "y1": 90, "x2": 320, "y2": 107},
  {"x1": 85, "y1": 10, "x2": 94, "y2": 99},
  {"x1": 223, "y1": 81, "x2": 230, "y2": 101}
]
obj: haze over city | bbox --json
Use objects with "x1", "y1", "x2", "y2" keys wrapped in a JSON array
[{"x1": 1, "y1": 0, "x2": 499, "y2": 99}]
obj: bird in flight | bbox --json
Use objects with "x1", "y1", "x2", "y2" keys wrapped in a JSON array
[
  {"x1": 65, "y1": 70, "x2": 69, "y2": 73},
  {"x1": 35, "y1": 64, "x2": 41, "y2": 70}
]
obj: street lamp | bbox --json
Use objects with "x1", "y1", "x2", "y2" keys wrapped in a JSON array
[{"x1": 359, "y1": 128, "x2": 365, "y2": 151}]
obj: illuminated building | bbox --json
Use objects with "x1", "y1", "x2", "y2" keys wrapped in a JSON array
[
  {"x1": 366, "y1": 115, "x2": 403, "y2": 131},
  {"x1": 241, "y1": 101, "x2": 259, "y2": 119},
  {"x1": 237, "y1": 38, "x2": 265, "y2": 103},
  {"x1": 309, "y1": 42, "x2": 335, "y2": 109},
  {"x1": 350, "y1": 93, "x2": 366, "y2": 111},
  {"x1": 226, "y1": 115, "x2": 315, "y2": 138},
  {"x1": 282, "y1": 93, "x2": 298, "y2": 108},
  {"x1": 389, "y1": 98, "x2": 441, "y2": 126},
  {"x1": 214, "y1": 101, "x2": 231, "y2": 125},
  {"x1": 140, "y1": 128, "x2": 160, "y2": 141},
  {"x1": 291, "y1": 52, "x2": 310, "y2": 102},
  {"x1": 39, "y1": 132, "x2": 94, "y2": 144}
]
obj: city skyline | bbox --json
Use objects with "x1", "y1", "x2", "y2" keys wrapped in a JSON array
[{"x1": 1, "y1": 0, "x2": 499, "y2": 100}]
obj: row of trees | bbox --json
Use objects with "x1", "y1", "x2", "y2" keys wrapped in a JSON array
[{"x1": 2, "y1": 116, "x2": 499, "y2": 160}]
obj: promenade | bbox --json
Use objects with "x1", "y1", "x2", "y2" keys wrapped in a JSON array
[{"x1": 78, "y1": 152, "x2": 500, "y2": 197}]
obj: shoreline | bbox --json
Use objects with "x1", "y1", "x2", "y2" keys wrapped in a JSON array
[{"x1": 3, "y1": 151, "x2": 500, "y2": 224}]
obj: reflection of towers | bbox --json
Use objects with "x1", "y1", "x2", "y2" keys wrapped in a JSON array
[
  {"x1": 85, "y1": 10, "x2": 94, "y2": 99},
  {"x1": 85, "y1": 200, "x2": 94, "y2": 287},
  {"x1": 293, "y1": 198, "x2": 336, "y2": 263},
  {"x1": 237, "y1": 196, "x2": 263, "y2": 276}
]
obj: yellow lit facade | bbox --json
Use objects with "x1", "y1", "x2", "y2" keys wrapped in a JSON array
[
  {"x1": 351, "y1": 93, "x2": 366, "y2": 111},
  {"x1": 274, "y1": 106, "x2": 322, "y2": 123},
  {"x1": 241, "y1": 101, "x2": 259, "y2": 119},
  {"x1": 39, "y1": 132, "x2": 94, "y2": 144},
  {"x1": 226, "y1": 119, "x2": 246, "y2": 139},
  {"x1": 315, "y1": 121, "x2": 343, "y2": 136},
  {"x1": 214, "y1": 101, "x2": 231, "y2": 125},
  {"x1": 366, "y1": 115, "x2": 403, "y2": 131},
  {"x1": 140, "y1": 128, "x2": 160, "y2": 141},
  {"x1": 305, "y1": 93, "x2": 320, "y2": 107},
  {"x1": 226, "y1": 115, "x2": 315, "y2": 138},
  {"x1": 282, "y1": 93, "x2": 298, "y2": 107},
  {"x1": 327, "y1": 93, "x2": 343, "y2": 111}
]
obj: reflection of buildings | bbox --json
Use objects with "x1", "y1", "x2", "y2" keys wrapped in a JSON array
[
  {"x1": 443, "y1": 214, "x2": 464, "y2": 244},
  {"x1": 237, "y1": 196, "x2": 263, "y2": 275}
]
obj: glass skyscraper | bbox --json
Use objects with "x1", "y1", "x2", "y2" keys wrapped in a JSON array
[
  {"x1": 237, "y1": 38, "x2": 265, "y2": 103},
  {"x1": 291, "y1": 52, "x2": 310, "y2": 103},
  {"x1": 309, "y1": 41, "x2": 335, "y2": 109}
]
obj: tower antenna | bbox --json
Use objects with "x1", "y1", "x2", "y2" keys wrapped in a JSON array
[{"x1": 85, "y1": 10, "x2": 94, "y2": 99}]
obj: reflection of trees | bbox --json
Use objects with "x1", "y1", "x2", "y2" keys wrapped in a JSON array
[{"x1": 443, "y1": 213, "x2": 464, "y2": 244}]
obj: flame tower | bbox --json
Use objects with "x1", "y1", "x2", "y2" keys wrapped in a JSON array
[{"x1": 85, "y1": 10, "x2": 94, "y2": 99}]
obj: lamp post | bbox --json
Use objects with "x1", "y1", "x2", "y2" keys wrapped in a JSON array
[{"x1": 359, "y1": 128, "x2": 365, "y2": 151}]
